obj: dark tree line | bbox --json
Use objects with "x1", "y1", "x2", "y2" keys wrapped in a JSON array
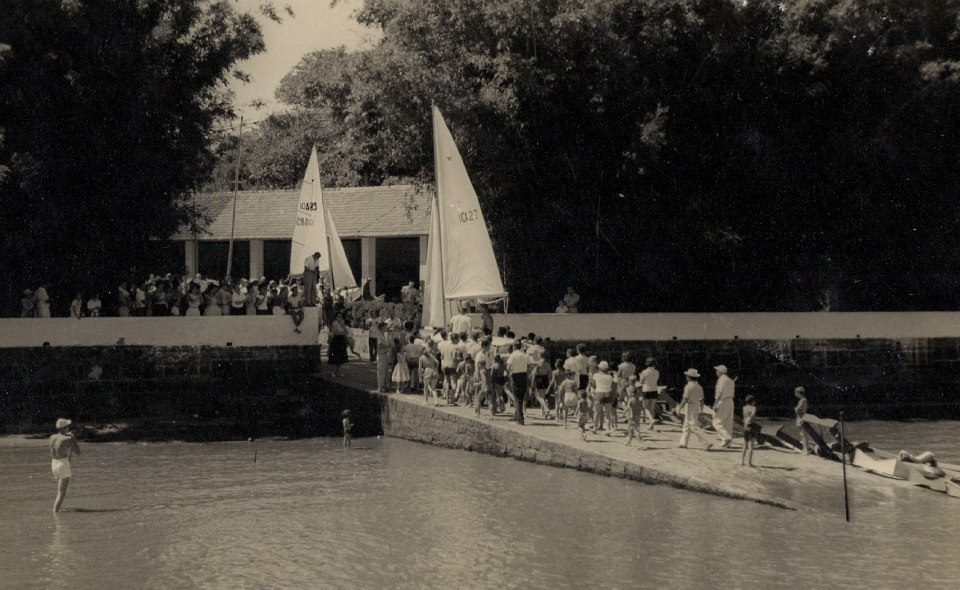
[
  {"x1": 0, "y1": 0, "x2": 267, "y2": 315},
  {"x1": 225, "y1": 0, "x2": 960, "y2": 312}
]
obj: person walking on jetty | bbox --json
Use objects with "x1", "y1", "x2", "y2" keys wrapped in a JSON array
[
  {"x1": 590, "y1": 361, "x2": 616, "y2": 436},
  {"x1": 341, "y1": 410, "x2": 353, "y2": 449},
  {"x1": 506, "y1": 341, "x2": 533, "y2": 425},
  {"x1": 576, "y1": 391, "x2": 591, "y2": 440},
  {"x1": 639, "y1": 357, "x2": 660, "y2": 429},
  {"x1": 531, "y1": 349, "x2": 552, "y2": 419},
  {"x1": 303, "y1": 252, "x2": 321, "y2": 306},
  {"x1": 617, "y1": 352, "x2": 637, "y2": 410},
  {"x1": 376, "y1": 321, "x2": 392, "y2": 393},
  {"x1": 571, "y1": 344, "x2": 590, "y2": 391},
  {"x1": 712, "y1": 365, "x2": 736, "y2": 448},
  {"x1": 438, "y1": 333, "x2": 460, "y2": 404},
  {"x1": 419, "y1": 342, "x2": 440, "y2": 406},
  {"x1": 741, "y1": 395, "x2": 759, "y2": 467},
  {"x1": 625, "y1": 386, "x2": 646, "y2": 448},
  {"x1": 794, "y1": 387, "x2": 810, "y2": 455},
  {"x1": 678, "y1": 368, "x2": 711, "y2": 449},
  {"x1": 556, "y1": 369, "x2": 579, "y2": 427},
  {"x1": 50, "y1": 418, "x2": 81, "y2": 513}
]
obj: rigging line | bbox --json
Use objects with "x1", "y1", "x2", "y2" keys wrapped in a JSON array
[{"x1": 347, "y1": 198, "x2": 406, "y2": 235}]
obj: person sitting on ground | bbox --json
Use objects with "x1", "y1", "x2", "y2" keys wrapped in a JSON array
[
  {"x1": 897, "y1": 450, "x2": 946, "y2": 479},
  {"x1": 741, "y1": 395, "x2": 759, "y2": 467}
]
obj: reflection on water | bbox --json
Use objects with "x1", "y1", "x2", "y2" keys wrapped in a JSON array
[{"x1": 1, "y1": 424, "x2": 958, "y2": 590}]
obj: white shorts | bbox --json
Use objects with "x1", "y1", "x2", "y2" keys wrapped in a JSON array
[{"x1": 51, "y1": 458, "x2": 71, "y2": 480}]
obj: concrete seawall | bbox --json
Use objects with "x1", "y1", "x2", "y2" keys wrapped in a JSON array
[{"x1": 334, "y1": 363, "x2": 925, "y2": 513}]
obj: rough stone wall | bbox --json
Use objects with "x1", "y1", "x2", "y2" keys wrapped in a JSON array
[{"x1": 377, "y1": 394, "x2": 790, "y2": 508}]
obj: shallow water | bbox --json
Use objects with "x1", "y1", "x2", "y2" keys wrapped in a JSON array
[{"x1": 1, "y1": 423, "x2": 958, "y2": 589}]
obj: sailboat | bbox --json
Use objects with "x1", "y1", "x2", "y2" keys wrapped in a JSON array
[
  {"x1": 288, "y1": 146, "x2": 357, "y2": 291},
  {"x1": 422, "y1": 107, "x2": 507, "y2": 328}
]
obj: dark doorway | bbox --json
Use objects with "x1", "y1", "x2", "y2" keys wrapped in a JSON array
[
  {"x1": 264, "y1": 240, "x2": 292, "y2": 281},
  {"x1": 375, "y1": 237, "x2": 419, "y2": 302},
  {"x1": 198, "y1": 240, "x2": 249, "y2": 280},
  {"x1": 342, "y1": 239, "x2": 362, "y2": 285}
]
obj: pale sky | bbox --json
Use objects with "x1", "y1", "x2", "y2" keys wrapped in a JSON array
[{"x1": 229, "y1": 0, "x2": 380, "y2": 120}]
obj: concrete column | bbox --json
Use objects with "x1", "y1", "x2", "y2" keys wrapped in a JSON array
[
  {"x1": 249, "y1": 239, "x2": 264, "y2": 279},
  {"x1": 361, "y1": 237, "x2": 376, "y2": 295},
  {"x1": 419, "y1": 234, "x2": 429, "y2": 283},
  {"x1": 184, "y1": 239, "x2": 198, "y2": 276}
]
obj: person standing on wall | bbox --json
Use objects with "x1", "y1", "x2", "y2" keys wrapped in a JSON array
[
  {"x1": 712, "y1": 364, "x2": 736, "y2": 448},
  {"x1": 449, "y1": 308, "x2": 473, "y2": 335},
  {"x1": 563, "y1": 286, "x2": 580, "y2": 313},
  {"x1": 367, "y1": 317, "x2": 380, "y2": 364},
  {"x1": 506, "y1": 340, "x2": 533, "y2": 425},
  {"x1": 303, "y1": 251, "x2": 321, "y2": 307}
]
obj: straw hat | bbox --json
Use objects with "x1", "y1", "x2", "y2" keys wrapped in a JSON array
[
  {"x1": 598, "y1": 360, "x2": 610, "y2": 371},
  {"x1": 684, "y1": 368, "x2": 701, "y2": 379},
  {"x1": 55, "y1": 418, "x2": 72, "y2": 429},
  {"x1": 714, "y1": 365, "x2": 728, "y2": 374}
]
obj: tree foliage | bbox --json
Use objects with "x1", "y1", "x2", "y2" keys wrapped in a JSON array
[
  {"x1": 230, "y1": 0, "x2": 960, "y2": 311},
  {"x1": 0, "y1": 0, "x2": 265, "y2": 313}
]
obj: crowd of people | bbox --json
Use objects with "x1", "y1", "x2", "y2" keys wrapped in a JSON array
[{"x1": 356, "y1": 311, "x2": 798, "y2": 467}]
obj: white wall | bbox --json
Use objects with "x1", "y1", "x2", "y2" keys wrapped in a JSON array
[
  {"x1": 0, "y1": 308, "x2": 321, "y2": 348},
  {"x1": 475, "y1": 312, "x2": 960, "y2": 341}
]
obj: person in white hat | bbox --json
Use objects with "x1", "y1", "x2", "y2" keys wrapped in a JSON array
[
  {"x1": 678, "y1": 369, "x2": 712, "y2": 448},
  {"x1": 590, "y1": 361, "x2": 617, "y2": 435},
  {"x1": 712, "y1": 365, "x2": 736, "y2": 447},
  {"x1": 50, "y1": 418, "x2": 81, "y2": 513}
]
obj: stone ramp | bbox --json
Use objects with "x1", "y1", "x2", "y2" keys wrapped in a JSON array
[{"x1": 330, "y1": 361, "x2": 942, "y2": 513}]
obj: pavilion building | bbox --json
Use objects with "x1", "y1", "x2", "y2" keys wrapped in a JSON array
[{"x1": 173, "y1": 185, "x2": 431, "y2": 300}]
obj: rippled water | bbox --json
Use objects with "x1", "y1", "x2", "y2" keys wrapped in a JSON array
[{"x1": 1, "y1": 424, "x2": 958, "y2": 589}]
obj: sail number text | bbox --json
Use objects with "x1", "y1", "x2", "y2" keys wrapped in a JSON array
[
  {"x1": 457, "y1": 209, "x2": 479, "y2": 223},
  {"x1": 299, "y1": 202, "x2": 318, "y2": 212}
]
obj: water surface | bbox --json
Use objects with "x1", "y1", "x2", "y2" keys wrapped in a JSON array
[{"x1": 1, "y1": 424, "x2": 958, "y2": 589}]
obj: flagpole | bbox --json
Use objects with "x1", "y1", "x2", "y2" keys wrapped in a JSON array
[
  {"x1": 226, "y1": 115, "x2": 243, "y2": 278},
  {"x1": 432, "y1": 107, "x2": 449, "y2": 327}
]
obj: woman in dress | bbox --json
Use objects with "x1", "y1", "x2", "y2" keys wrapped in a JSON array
[
  {"x1": 203, "y1": 284, "x2": 220, "y2": 316},
  {"x1": 392, "y1": 340, "x2": 410, "y2": 393},
  {"x1": 186, "y1": 284, "x2": 203, "y2": 316},
  {"x1": 328, "y1": 313, "x2": 350, "y2": 378},
  {"x1": 244, "y1": 281, "x2": 258, "y2": 315}
]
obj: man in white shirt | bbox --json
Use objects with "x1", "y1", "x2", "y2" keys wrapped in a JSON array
[
  {"x1": 506, "y1": 341, "x2": 533, "y2": 425},
  {"x1": 302, "y1": 251, "x2": 321, "y2": 306},
  {"x1": 450, "y1": 311, "x2": 473, "y2": 335},
  {"x1": 639, "y1": 357, "x2": 660, "y2": 429},
  {"x1": 712, "y1": 365, "x2": 736, "y2": 447},
  {"x1": 677, "y1": 369, "x2": 711, "y2": 448}
]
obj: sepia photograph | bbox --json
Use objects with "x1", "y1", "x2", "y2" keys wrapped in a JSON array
[{"x1": 1, "y1": 1, "x2": 959, "y2": 588}]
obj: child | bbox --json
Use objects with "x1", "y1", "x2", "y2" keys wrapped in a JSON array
[
  {"x1": 392, "y1": 341, "x2": 410, "y2": 393},
  {"x1": 576, "y1": 391, "x2": 591, "y2": 441},
  {"x1": 556, "y1": 370, "x2": 579, "y2": 428},
  {"x1": 420, "y1": 346, "x2": 440, "y2": 406},
  {"x1": 341, "y1": 409, "x2": 353, "y2": 449},
  {"x1": 794, "y1": 386, "x2": 809, "y2": 455},
  {"x1": 491, "y1": 355, "x2": 508, "y2": 413},
  {"x1": 741, "y1": 395, "x2": 759, "y2": 467},
  {"x1": 456, "y1": 354, "x2": 474, "y2": 406},
  {"x1": 473, "y1": 356, "x2": 489, "y2": 417},
  {"x1": 625, "y1": 387, "x2": 646, "y2": 449}
]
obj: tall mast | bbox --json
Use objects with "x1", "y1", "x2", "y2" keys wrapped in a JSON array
[{"x1": 432, "y1": 107, "x2": 449, "y2": 327}]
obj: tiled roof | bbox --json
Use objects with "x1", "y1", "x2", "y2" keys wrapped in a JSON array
[{"x1": 175, "y1": 185, "x2": 432, "y2": 240}]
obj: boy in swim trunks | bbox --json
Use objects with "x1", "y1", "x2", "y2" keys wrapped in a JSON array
[
  {"x1": 50, "y1": 418, "x2": 80, "y2": 513},
  {"x1": 556, "y1": 371, "x2": 579, "y2": 428},
  {"x1": 624, "y1": 387, "x2": 646, "y2": 449},
  {"x1": 342, "y1": 410, "x2": 353, "y2": 449},
  {"x1": 576, "y1": 391, "x2": 591, "y2": 441}
]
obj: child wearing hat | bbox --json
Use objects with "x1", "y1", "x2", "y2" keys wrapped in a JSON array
[
  {"x1": 341, "y1": 410, "x2": 353, "y2": 449},
  {"x1": 50, "y1": 418, "x2": 81, "y2": 512}
]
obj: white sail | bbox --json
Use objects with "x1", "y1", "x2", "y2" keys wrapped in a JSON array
[
  {"x1": 325, "y1": 207, "x2": 358, "y2": 289},
  {"x1": 422, "y1": 197, "x2": 448, "y2": 328},
  {"x1": 432, "y1": 107, "x2": 508, "y2": 301},
  {"x1": 288, "y1": 146, "x2": 357, "y2": 289}
]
